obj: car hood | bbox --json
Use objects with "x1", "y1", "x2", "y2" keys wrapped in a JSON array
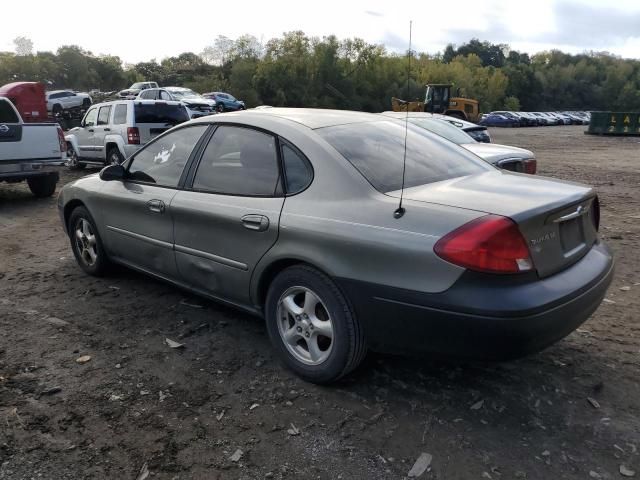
[
  {"x1": 119, "y1": 88, "x2": 140, "y2": 95},
  {"x1": 182, "y1": 98, "x2": 215, "y2": 107},
  {"x1": 389, "y1": 170, "x2": 592, "y2": 221},
  {"x1": 461, "y1": 143, "x2": 534, "y2": 163}
]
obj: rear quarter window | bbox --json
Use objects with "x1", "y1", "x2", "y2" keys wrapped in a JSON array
[
  {"x1": 113, "y1": 104, "x2": 128, "y2": 124},
  {"x1": 134, "y1": 103, "x2": 189, "y2": 125}
]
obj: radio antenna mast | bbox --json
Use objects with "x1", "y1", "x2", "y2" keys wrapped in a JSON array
[{"x1": 394, "y1": 20, "x2": 412, "y2": 219}]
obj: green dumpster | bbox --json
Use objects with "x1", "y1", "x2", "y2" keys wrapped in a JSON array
[{"x1": 587, "y1": 112, "x2": 640, "y2": 136}]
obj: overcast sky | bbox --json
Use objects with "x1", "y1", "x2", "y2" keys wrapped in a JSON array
[{"x1": 2, "y1": 0, "x2": 640, "y2": 62}]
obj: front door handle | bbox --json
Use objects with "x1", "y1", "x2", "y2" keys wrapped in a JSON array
[
  {"x1": 103, "y1": 127, "x2": 111, "y2": 132},
  {"x1": 147, "y1": 199, "x2": 165, "y2": 213},
  {"x1": 241, "y1": 214, "x2": 269, "y2": 232}
]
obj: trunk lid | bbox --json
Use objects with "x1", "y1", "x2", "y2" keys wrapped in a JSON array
[{"x1": 392, "y1": 171, "x2": 599, "y2": 277}]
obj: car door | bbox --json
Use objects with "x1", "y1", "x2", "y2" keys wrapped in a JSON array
[
  {"x1": 94, "y1": 105, "x2": 112, "y2": 161},
  {"x1": 75, "y1": 107, "x2": 99, "y2": 159},
  {"x1": 171, "y1": 125, "x2": 285, "y2": 306},
  {"x1": 97, "y1": 124, "x2": 210, "y2": 279}
]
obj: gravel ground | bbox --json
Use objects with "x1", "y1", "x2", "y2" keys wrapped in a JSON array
[{"x1": 0, "y1": 125, "x2": 638, "y2": 479}]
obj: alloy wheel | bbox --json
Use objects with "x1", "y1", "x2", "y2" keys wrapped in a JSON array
[
  {"x1": 276, "y1": 286, "x2": 334, "y2": 365},
  {"x1": 74, "y1": 218, "x2": 98, "y2": 266}
]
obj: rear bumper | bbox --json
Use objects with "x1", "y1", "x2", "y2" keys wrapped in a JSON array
[
  {"x1": 0, "y1": 159, "x2": 62, "y2": 181},
  {"x1": 337, "y1": 242, "x2": 614, "y2": 359}
]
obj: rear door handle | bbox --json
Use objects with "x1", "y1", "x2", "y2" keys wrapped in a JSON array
[
  {"x1": 241, "y1": 214, "x2": 269, "y2": 232},
  {"x1": 103, "y1": 127, "x2": 111, "y2": 132},
  {"x1": 88, "y1": 128, "x2": 94, "y2": 132},
  {"x1": 147, "y1": 199, "x2": 165, "y2": 213}
]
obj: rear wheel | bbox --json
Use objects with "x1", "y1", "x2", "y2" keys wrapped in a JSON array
[
  {"x1": 27, "y1": 175, "x2": 58, "y2": 198},
  {"x1": 217, "y1": 103, "x2": 225, "y2": 113},
  {"x1": 52, "y1": 104, "x2": 62, "y2": 116},
  {"x1": 265, "y1": 265, "x2": 366, "y2": 384},
  {"x1": 68, "y1": 206, "x2": 110, "y2": 276},
  {"x1": 107, "y1": 147, "x2": 124, "y2": 165}
]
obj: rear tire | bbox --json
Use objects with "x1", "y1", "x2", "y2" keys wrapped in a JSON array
[
  {"x1": 52, "y1": 104, "x2": 62, "y2": 116},
  {"x1": 265, "y1": 265, "x2": 367, "y2": 384},
  {"x1": 68, "y1": 206, "x2": 110, "y2": 276},
  {"x1": 217, "y1": 103, "x2": 225, "y2": 113},
  {"x1": 27, "y1": 175, "x2": 58, "y2": 198},
  {"x1": 107, "y1": 147, "x2": 124, "y2": 165}
]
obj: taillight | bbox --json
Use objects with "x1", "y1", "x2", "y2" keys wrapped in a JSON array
[
  {"x1": 523, "y1": 158, "x2": 537, "y2": 174},
  {"x1": 127, "y1": 127, "x2": 140, "y2": 144},
  {"x1": 434, "y1": 215, "x2": 533, "y2": 274},
  {"x1": 57, "y1": 127, "x2": 67, "y2": 153},
  {"x1": 592, "y1": 196, "x2": 600, "y2": 231}
]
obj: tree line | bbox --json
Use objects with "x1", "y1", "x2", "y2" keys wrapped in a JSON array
[{"x1": 1, "y1": 33, "x2": 639, "y2": 113}]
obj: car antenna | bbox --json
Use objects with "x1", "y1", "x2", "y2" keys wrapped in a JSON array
[{"x1": 394, "y1": 20, "x2": 412, "y2": 220}]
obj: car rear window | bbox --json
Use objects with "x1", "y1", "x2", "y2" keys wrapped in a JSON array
[
  {"x1": 0, "y1": 99, "x2": 19, "y2": 123},
  {"x1": 317, "y1": 121, "x2": 492, "y2": 193},
  {"x1": 134, "y1": 103, "x2": 189, "y2": 125}
]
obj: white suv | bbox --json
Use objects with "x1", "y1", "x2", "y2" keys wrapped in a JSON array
[
  {"x1": 64, "y1": 100, "x2": 190, "y2": 169},
  {"x1": 46, "y1": 90, "x2": 92, "y2": 115}
]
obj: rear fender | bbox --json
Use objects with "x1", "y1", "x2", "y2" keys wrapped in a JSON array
[{"x1": 104, "y1": 134, "x2": 127, "y2": 158}]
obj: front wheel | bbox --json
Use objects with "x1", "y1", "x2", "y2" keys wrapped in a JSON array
[
  {"x1": 27, "y1": 175, "x2": 58, "y2": 197},
  {"x1": 68, "y1": 206, "x2": 110, "y2": 276},
  {"x1": 216, "y1": 103, "x2": 225, "y2": 113},
  {"x1": 265, "y1": 265, "x2": 367, "y2": 384},
  {"x1": 66, "y1": 145, "x2": 86, "y2": 170}
]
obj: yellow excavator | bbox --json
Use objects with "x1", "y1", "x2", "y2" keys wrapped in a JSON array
[{"x1": 391, "y1": 83, "x2": 480, "y2": 122}]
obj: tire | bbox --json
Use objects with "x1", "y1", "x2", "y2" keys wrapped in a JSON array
[
  {"x1": 66, "y1": 145, "x2": 86, "y2": 170},
  {"x1": 107, "y1": 147, "x2": 124, "y2": 165},
  {"x1": 216, "y1": 103, "x2": 225, "y2": 113},
  {"x1": 68, "y1": 206, "x2": 110, "y2": 276},
  {"x1": 265, "y1": 265, "x2": 367, "y2": 384},
  {"x1": 52, "y1": 104, "x2": 62, "y2": 116},
  {"x1": 26, "y1": 175, "x2": 58, "y2": 198}
]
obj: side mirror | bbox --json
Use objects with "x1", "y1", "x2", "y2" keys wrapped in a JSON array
[{"x1": 99, "y1": 164, "x2": 125, "y2": 181}]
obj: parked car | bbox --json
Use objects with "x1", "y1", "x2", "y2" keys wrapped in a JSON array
[
  {"x1": 479, "y1": 113, "x2": 519, "y2": 127},
  {"x1": 202, "y1": 92, "x2": 245, "y2": 112},
  {"x1": 0, "y1": 97, "x2": 66, "y2": 197},
  {"x1": 492, "y1": 111, "x2": 528, "y2": 127},
  {"x1": 435, "y1": 114, "x2": 491, "y2": 143},
  {"x1": 137, "y1": 87, "x2": 216, "y2": 118},
  {"x1": 64, "y1": 100, "x2": 190, "y2": 169},
  {"x1": 58, "y1": 108, "x2": 613, "y2": 383},
  {"x1": 46, "y1": 90, "x2": 92, "y2": 115},
  {"x1": 118, "y1": 82, "x2": 159, "y2": 99},
  {"x1": 380, "y1": 112, "x2": 536, "y2": 173}
]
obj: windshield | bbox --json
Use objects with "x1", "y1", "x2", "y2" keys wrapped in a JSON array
[
  {"x1": 407, "y1": 118, "x2": 475, "y2": 145},
  {"x1": 131, "y1": 83, "x2": 146, "y2": 89},
  {"x1": 317, "y1": 121, "x2": 491, "y2": 193}
]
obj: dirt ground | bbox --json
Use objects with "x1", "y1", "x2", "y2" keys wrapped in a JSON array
[{"x1": 1, "y1": 125, "x2": 639, "y2": 480}]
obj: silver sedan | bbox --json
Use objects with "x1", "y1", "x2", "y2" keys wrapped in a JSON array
[
  {"x1": 381, "y1": 111, "x2": 536, "y2": 173},
  {"x1": 58, "y1": 108, "x2": 614, "y2": 384}
]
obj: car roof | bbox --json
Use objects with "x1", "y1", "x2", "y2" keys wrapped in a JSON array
[
  {"x1": 195, "y1": 107, "x2": 383, "y2": 129},
  {"x1": 87, "y1": 99, "x2": 184, "y2": 107},
  {"x1": 165, "y1": 87, "x2": 191, "y2": 91}
]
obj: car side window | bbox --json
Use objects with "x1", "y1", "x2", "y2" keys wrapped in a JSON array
[
  {"x1": 281, "y1": 143, "x2": 312, "y2": 194},
  {"x1": 192, "y1": 126, "x2": 281, "y2": 196},
  {"x1": 97, "y1": 106, "x2": 111, "y2": 125},
  {"x1": 159, "y1": 91, "x2": 173, "y2": 101},
  {"x1": 113, "y1": 104, "x2": 127, "y2": 124},
  {"x1": 83, "y1": 108, "x2": 98, "y2": 127},
  {"x1": 127, "y1": 125, "x2": 208, "y2": 187},
  {"x1": 140, "y1": 90, "x2": 154, "y2": 100}
]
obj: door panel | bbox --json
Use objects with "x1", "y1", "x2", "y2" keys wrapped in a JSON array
[
  {"x1": 172, "y1": 192, "x2": 284, "y2": 304},
  {"x1": 98, "y1": 181, "x2": 179, "y2": 278},
  {"x1": 172, "y1": 124, "x2": 285, "y2": 305}
]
